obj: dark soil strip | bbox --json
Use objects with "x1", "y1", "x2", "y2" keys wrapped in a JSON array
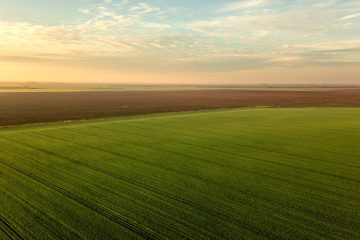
[
  {"x1": 0, "y1": 217, "x2": 24, "y2": 240},
  {"x1": 1, "y1": 90, "x2": 360, "y2": 126}
]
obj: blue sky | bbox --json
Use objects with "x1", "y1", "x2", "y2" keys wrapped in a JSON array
[{"x1": 0, "y1": 0, "x2": 359, "y2": 83}]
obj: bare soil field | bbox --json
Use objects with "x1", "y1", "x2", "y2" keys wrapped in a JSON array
[{"x1": 1, "y1": 89, "x2": 360, "y2": 126}]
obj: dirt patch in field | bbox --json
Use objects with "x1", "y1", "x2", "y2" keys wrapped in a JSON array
[{"x1": 1, "y1": 89, "x2": 360, "y2": 126}]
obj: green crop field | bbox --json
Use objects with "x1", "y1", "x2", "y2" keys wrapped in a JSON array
[{"x1": 1, "y1": 108, "x2": 359, "y2": 239}]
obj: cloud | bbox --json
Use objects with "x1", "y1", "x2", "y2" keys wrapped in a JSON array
[
  {"x1": 338, "y1": 12, "x2": 360, "y2": 21},
  {"x1": 186, "y1": 0, "x2": 360, "y2": 69},
  {"x1": 0, "y1": 0, "x2": 359, "y2": 73},
  {"x1": 220, "y1": 0, "x2": 268, "y2": 12},
  {"x1": 79, "y1": 8, "x2": 90, "y2": 14},
  {"x1": 267, "y1": 56, "x2": 305, "y2": 64},
  {"x1": 129, "y1": 2, "x2": 163, "y2": 15},
  {"x1": 0, "y1": 1, "x2": 168, "y2": 59}
]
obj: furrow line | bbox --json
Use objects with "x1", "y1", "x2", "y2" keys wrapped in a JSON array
[
  {"x1": 162, "y1": 116, "x2": 360, "y2": 154},
  {"x1": 33, "y1": 130, "x2": 359, "y2": 203},
  {"x1": 0, "y1": 217, "x2": 24, "y2": 240},
  {"x1": 5, "y1": 134, "x2": 360, "y2": 234},
  {"x1": 121, "y1": 123, "x2": 360, "y2": 168},
  {"x1": 91, "y1": 125, "x2": 360, "y2": 183},
  {"x1": 0, "y1": 160, "x2": 158, "y2": 240},
  {"x1": 2, "y1": 189, "x2": 81, "y2": 240},
  {"x1": 0, "y1": 136, "x2": 284, "y2": 240},
  {"x1": 1, "y1": 176, "x2": 85, "y2": 240},
  {"x1": 3, "y1": 152, "x2": 224, "y2": 240},
  {"x1": 199, "y1": 116, "x2": 360, "y2": 148}
]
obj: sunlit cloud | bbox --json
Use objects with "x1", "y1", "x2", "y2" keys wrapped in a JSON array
[
  {"x1": 0, "y1": 0, "x2": 359, "y2": 83},
  {"x1": 338, "y1": 12, "x2": 360, "y2": 21},
  {"x1": 79, "y1": 8, "x2": 90, "y2": 14},
  {"x1": 219, "y1": 0, "x2": 268, "y2": 12}
]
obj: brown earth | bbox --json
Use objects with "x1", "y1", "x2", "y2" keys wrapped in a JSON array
[{"x1": 1, "y1": 89, "x2": 360, "y2": 126}]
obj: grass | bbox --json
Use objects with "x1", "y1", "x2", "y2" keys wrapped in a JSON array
[{"x1": 1, "y1": 108, "x2": 359, "y2": 239}]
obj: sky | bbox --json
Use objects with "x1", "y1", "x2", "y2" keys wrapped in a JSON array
[{"x1": 0, "y1": 0, "x2": 359, "y2": 84}]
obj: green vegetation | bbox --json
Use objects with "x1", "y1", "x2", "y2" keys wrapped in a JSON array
[{"x1": 1, "y1": 108, "x2": 359, "y2": 239}]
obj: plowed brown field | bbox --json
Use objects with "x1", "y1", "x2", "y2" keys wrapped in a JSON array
[{"x1": 1, "y1": 89, "x2": 360, "y2": 126}]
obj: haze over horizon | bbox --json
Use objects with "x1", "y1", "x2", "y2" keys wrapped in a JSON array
[{"x1": 0, "y1": 0, "x2": 359, "y2": 84}]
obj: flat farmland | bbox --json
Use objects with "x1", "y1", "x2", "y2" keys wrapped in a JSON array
[
  {"x1": 1, "y1": 89, "x2": 360, "y2": 126},
  {"x1": 1, "y1": 108, "x2": 360, "y2": 239}
]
